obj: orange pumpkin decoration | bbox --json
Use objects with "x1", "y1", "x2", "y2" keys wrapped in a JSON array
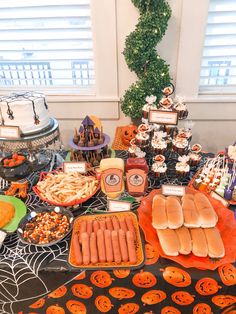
[
  {"x1": 161, "y1": 306, "x2": 181, "y2": 314},
  {"x1": 161, "y1": 266, "x2": 191, "y2": 287},
  {"x1": 71, "y1": 284, "x2": 93, "y2": 299},
  {"x1": 66, "y1": 300, "x2": 86, "y2": 314},
  {"x1": 132, "y1": 270, "x2": 157, "y2": 288},
  {"x1": 212, "y1": 295, "x2": 236, "y2": 308},
  {"x1": 29, "y1": 298, "x2": 45, "y2": 309},
  {"x1": 193, "y1": 303, "x2": 212, "y2": 314},
  {"x1": 95, "y1": 295, "x2": 113, "y2": 313},
  {"x1": 121, "y1": 125, "x2": 138, "y2": 146},
  {"x1": 171, "y1": 291, "x2": 195, "y2": 306},
  {"x1": 48, "y1": 285, "x2": 67, "y2": 298},
  {"x1": 145, "y1": 243, "x2": 159, "y2": 265},
  {"x1": 221, "y1": 305, "x2": 236, "y2": 314},
  {"x1": 141, "y1": 290, "x2": 166, "y2": 305},
  {"x1": 90, "y1": 271, "x2": 113, "y2": 288},
  {"x1": 218, "y1": 264, "x2": 236, "y2": 286},
  {"x1": 118, "y1": 303, "x2": 140, "y2": 314},
  {"x1": 113, "y1": 269, "x2": 130, "y2": 278},
  {"x1": 109, "y1": 287, "x2": 135, "y2": 300},
  {"x1": 195, "y1": 277, "x2": 221, "y2": 295},
  {"x1": 75, "y1": 271, "x2": 86, "y2": 281},
  {"x1": 46, "y1": 304, "x2": 65, "y2": 314}
]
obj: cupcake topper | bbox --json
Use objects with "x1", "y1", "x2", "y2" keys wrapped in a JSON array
[
  {"x1": 154, "y1": 131, "x2": 167, "y2": 140},
  {"x1": 145, "y1": 95, "x2": 157, "y2": 105},
  {"x1": 162, "y1": 84, "x2": 175, "y2": 96},
  {"x1": 178, "y1": 155, "x2": 190, "y2": 164}
]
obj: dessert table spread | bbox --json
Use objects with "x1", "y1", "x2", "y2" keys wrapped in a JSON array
[{"x1": 0, "y1": 151, "x2": 235, "y2": 314}]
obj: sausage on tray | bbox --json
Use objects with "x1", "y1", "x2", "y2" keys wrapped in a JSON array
[
  {"x1": 79, "y1": 220, "x2": 87, "y2": 243},
  {"x1": 104, "y1": 229, "x2": 114, "y2": 262},
  {"x1": 126, "y1": 231, "x2": 137, "y2": 264},
  {"x1": 105, "y1": 217, "x2": 113, "y2": 231},
  {"x1": 118, "y1": 229, "x2": 129, "y2": 262},
  {"x1": 81, "y1": 232, "x2": 90, "y2": 265},
  {"x1": 90, "y1": 232, "x2": 98, "y2": 264},
  {"x1": 125, "y1": 216, "x2": 136, "y2": 241},
  {"x1": 111, "y1": 217, "x2": 120, "y2": 231},
  {"x1": 93, "y1": 220, "x2": 100, "y2": 234},
  {"x1": 111, "y1": 230, "x2": 122, "y2": 264},
  {"x1": 97, "y1": 229, "x2": 106, "y2": 262},
  {"x1": 72, "y1": 233, "x2": 82, "y2": 265}
]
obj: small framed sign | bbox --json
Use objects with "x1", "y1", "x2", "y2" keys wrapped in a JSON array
[
  {"x1": 0, "y1": 126, "x2": 20, "y2": 139},
  {"x1": 108, "y1": 200, "x2": 132, "y2": 212},
  {"x1": 162, "y1": 185, "x2": 185, "y2": 196},
  {"x1": 210, "y1": 191, "x2": 229, "y2": 207},
  {"x1": 63, "y1": 162, "x2": 87, "y2": 174},
  {"x1": 149, "y1": 110, "x2": 178, "y2": 125}
]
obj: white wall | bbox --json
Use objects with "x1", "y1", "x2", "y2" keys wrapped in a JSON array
[{"x1": 49, "y1": 0, "x2": 236, "y2": 154}]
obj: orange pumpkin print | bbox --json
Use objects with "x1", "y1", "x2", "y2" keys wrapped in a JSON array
[
  {"x1": 145, "y1": 243, "x2": 159, "y2": 265},
  {"x1": 48, "y1": 285, "x2": 67, "y2": 298},
  {"x1": 46, "y1": 304, "x2": 65, "y2": 314},
  {"x1": 221, "y1": 305, "x2": 236, "y2": 314},
  {"x1": 66, "y1": 300, "x2": 86, "y2": 314},
  {"x1": 75, "y1": 271, "x2": 86, "y2": 280},
  {"x1": 161, "y1": 306, "x2": 181, "y2": 314},
  {"x1": 118, "y1": 303, "x2": 140, "y2": 314},
  {"x1": 195, "y1": 277, "x2": 221, "y2": 295},
  {"x1": 95, "y1": 295, "x2": 113, "y2": 313},
  {"x1": 113, "y1": 269, "x2": 130, "y2": 278},
  {"x1": 141, "y1": 290, "x2": 166, "y2": 305},
  {"x1": 29, "y1": 298, "x2": 45, "y2": 309},
  {"x1": 90, "y1": 271, "x2": 113, "y2": 288},
  {"x1": 132, "y1": 270, "x2": 157, "y2": 288},
  {"x1": 218, "y1": 264, "x2": 236, "y2": 286},
  {"x1": 193, "y1": 303, "x2": 212, "y2": 314},
  {"x1": 171, "y1": 291, "x2": 195, "y2": 306},
  {"x1": 71, "y1": 284, "x2": 93, "y2": 299},
  {"x1": 161, "y1": 266, "x2": 191, "y2": 287},
  {"x1": 212, "y1": 295, "x2": 236, "y2": 308},
  {"x1": 109, "y1": 287, "x2": 135, "y2": 300}
]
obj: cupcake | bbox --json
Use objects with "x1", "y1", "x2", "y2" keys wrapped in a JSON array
[
  {"x1": 159, "y1": 97, "x2": 173, "y2": 110},
  {"x1": 135, "y1": 132, "x2": 149, "y2": 147},
  {"x1": 191, "y1": 144, "x2": 202, "y2": 154},
  {"x1": 164, "y1": 125, "x2": 176, "y2": 137},
  {"x1": 188, "y1": 152, "x2": 202, "y2": 166},
  {"x1": 152, "y1": 162, "x2": 167, "y2": 178},
  {"x1": 172, "y1": 138, "x2": 189, "y2": 155},
  {"x1": 174, "y1": 97, "x2": 188, "y2": 119},
  {"x1": 153, "y1": 154, "x2": 165, "y2": 164},
  {"x1": 128, "y1": 145, "x2": 137, "y2": 158},
  {"x1": 138, "y1": 123, "x2": 152, "y2": 135},
  {"x1": 175, "y1": 162, "x2": 190, "y2": 178},
  {"x1": 151, "y1": 138, "x2": 167, "y2": 154},
  {"x1": 162, "y1": 86, "x2": 174, "y2": 97},
  {"x1": 142, "y1": 95, "x2": 157, "y2": 119},
  {"x1": 177, "y1": 128, "x2": 192, "y2": 142}
]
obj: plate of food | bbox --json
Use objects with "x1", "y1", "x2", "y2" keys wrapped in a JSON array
[
  {"x1": 137, "y1": 188, "x2": 236, "y2": 270},
  {"x1": 0, "y1": 195, "x2": 27, "y2": 233},
  {"x1": 68, "y1": 211, "x2": 145, "y2": 269},
  {"x1": 33, "y1": 169, "x2": 100, "y2": 207},
  {"x1": 0, "y1": 153, "x2": 32, "y2": 181},
  {"x1": 17, "y1": 206, "x2": 74, "y2": 246}
]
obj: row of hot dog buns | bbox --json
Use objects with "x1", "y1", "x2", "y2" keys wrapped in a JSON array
[
  {"x1": 72, "y1": 215, "x2": 138, "y2": 266},
  {"x1": 157, "y1": 226, "x2": 225, "y2": 258},
  {"x1": 152, "y1": 193, "x2": 218, "y2": 229}
]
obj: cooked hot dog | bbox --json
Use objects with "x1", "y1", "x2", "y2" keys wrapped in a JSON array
[
  {"x1": 126, "y1": 231, "x2": 137, "y2": 264},
  {"x1": 99, "y1": 219, "x2": 106, "y2": 231},
  {"x1": 79, "y1": 220, "x2": 87, "y2": 243},
  {"x1": 86, "y1": 220, "x2": 93, "y2": 236},
  {"x1": 90, "y1": 232, "x2": 98, "y2": 264},
  {"x1": 93, "y1": 220, "x2": 100, "y2": 233},
  {"x1": 81, "y1": 232, "x2": 90, "y2": 265},
  {"x1": 97, "y1": 229, "x2": 106, "y2": 262},
  {"x1": 104, "y1": 229, "x2": 114, "y2": 262},
  {"x1": 111, "y1": 216, "x2": 120, "y2": 231},
  {"x1": 118, "y1": 229, "x2": 129, "y2": 262},
  {"x1": 111, "y1": 230, "x2": 121, "y2": 263},
  {"x1": 105, "y1": 217, "x2": 113, "y2": 231},
  {"x1": 119, "y1": 218, "x2": 128, "y2": 233},
  {"x1": 72, "y1": 233, "x2": 82, "y2": 265},
  {"x1": 125, "y1": 216, "x2": 137, "y2": 241}
]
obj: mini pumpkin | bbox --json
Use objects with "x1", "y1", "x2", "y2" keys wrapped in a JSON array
[
  {"x1": 46, "y1": 304, "x2": 65, "y2": 314},
  {"x1": 71, "y1": 284, "x2": 93, "y2": 299},
  {"x1": 161, "y1": 306, "x2": 181, "y2": 314},
  {"x1": 118, "y1": 303, "x2": 140, "y2": 314},
  {"x1": 132, "y1": 270, "x2": 157, "y2": 288},
  {"x1": 95, "y1": 295, "x2": 113, "y2": 313},
  {"x1": 48, "y1": 286, "x2": 67, "y2": 298},
  {"x1": 75, "y1": 271, "x2": 86, "y2": 281},
  {"x1": 29, "y1": 298, "x2": 45, "y2": 309},
  {"x1": 195, "y1": 277, "x2": 221, "y2": 295},
  {"x1": 141, "y1": 290, "x2": 166, "y2": 305},
  {"x1": 121, "y1": 125, "x2": 138, "y2": 146},
  {"x1": 90, "y1": 271, "x2": 113, "y2": 288},
  {"x1": 66, "y1": 300, "x2": 86, "y2": 314},
  {"x1": 145, "y1": 243, "x2": 159, "y2": 265},
  {"x1": 171, "y1": 291, "x2": 195, "y2": 306},
  {"x1": 193, "y1": 303, "x2": 212, "y2": 314},
  {"x1": 161, "y1": 266, "x2": 191, "y2": 287},
  {"x1": 113, "y1": 269, "x2": 131, "y2": 278},
  {"x1": 218, "y1": 264, "x2": 236, "y2": 286},
  {"x1": 212, "y1": 295, "x2": 236, "y2": 308},
  {"x1": 109, "y1": 287, "x2": 135, "y2": 300}
]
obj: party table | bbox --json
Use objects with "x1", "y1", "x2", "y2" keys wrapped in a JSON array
[{"x1": 0, "y1": 151, "x2": 235, "y2": 314}]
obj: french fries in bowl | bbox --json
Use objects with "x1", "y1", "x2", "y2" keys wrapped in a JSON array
[{"x1": 33, "y1": 169, "x2": 100, "y2": 206}]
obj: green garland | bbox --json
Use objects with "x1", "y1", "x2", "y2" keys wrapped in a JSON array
[{"x1": 121, "y1": 0, "x2": 172, "y2": 119}]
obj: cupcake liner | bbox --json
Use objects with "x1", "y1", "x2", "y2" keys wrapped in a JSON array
[
  {"x1": 152, "y1": 170, "x2": 166, "y2": 178},
  {"x1": 189, "y1": 157, "x2": 201, "y2": 166},
  {"x1": 176, "y1": 170, "x2": 189, "y2": 178},
  {"x1": 177, "y1": 110, "x2": 188, "y2": 120},
  {"x1": 153, "y1": 147, "x2": 167, "y2": 155}
]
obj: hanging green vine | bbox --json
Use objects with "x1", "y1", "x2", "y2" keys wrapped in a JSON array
[{"x1": 121, "y1": 0, "x2": 172, "y2": 119}]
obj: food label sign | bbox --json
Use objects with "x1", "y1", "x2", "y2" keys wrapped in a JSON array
[
  {"x1": 149, "y1": 110, "x2": 178, "y2": 125},
  {"x1": 162, "y1": 185, "x2": 185, "y2": 196},
  {"x1": 0, "y1": 126, "x2": 20, "y2": 139},
  {"x1": 108, "y1": 200, "x2": 131, "y2": 212},
  {"x1": 63, "y1": 162, "x2": 87, "y2": 174}
]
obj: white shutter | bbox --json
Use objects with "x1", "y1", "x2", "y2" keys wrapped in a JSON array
[
  {"x1": 0, "y1": 0, "x2": 95, "y2": 91},
  {"x1": 199, "y1": 0, "x2": 236, "y2": 93}
]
